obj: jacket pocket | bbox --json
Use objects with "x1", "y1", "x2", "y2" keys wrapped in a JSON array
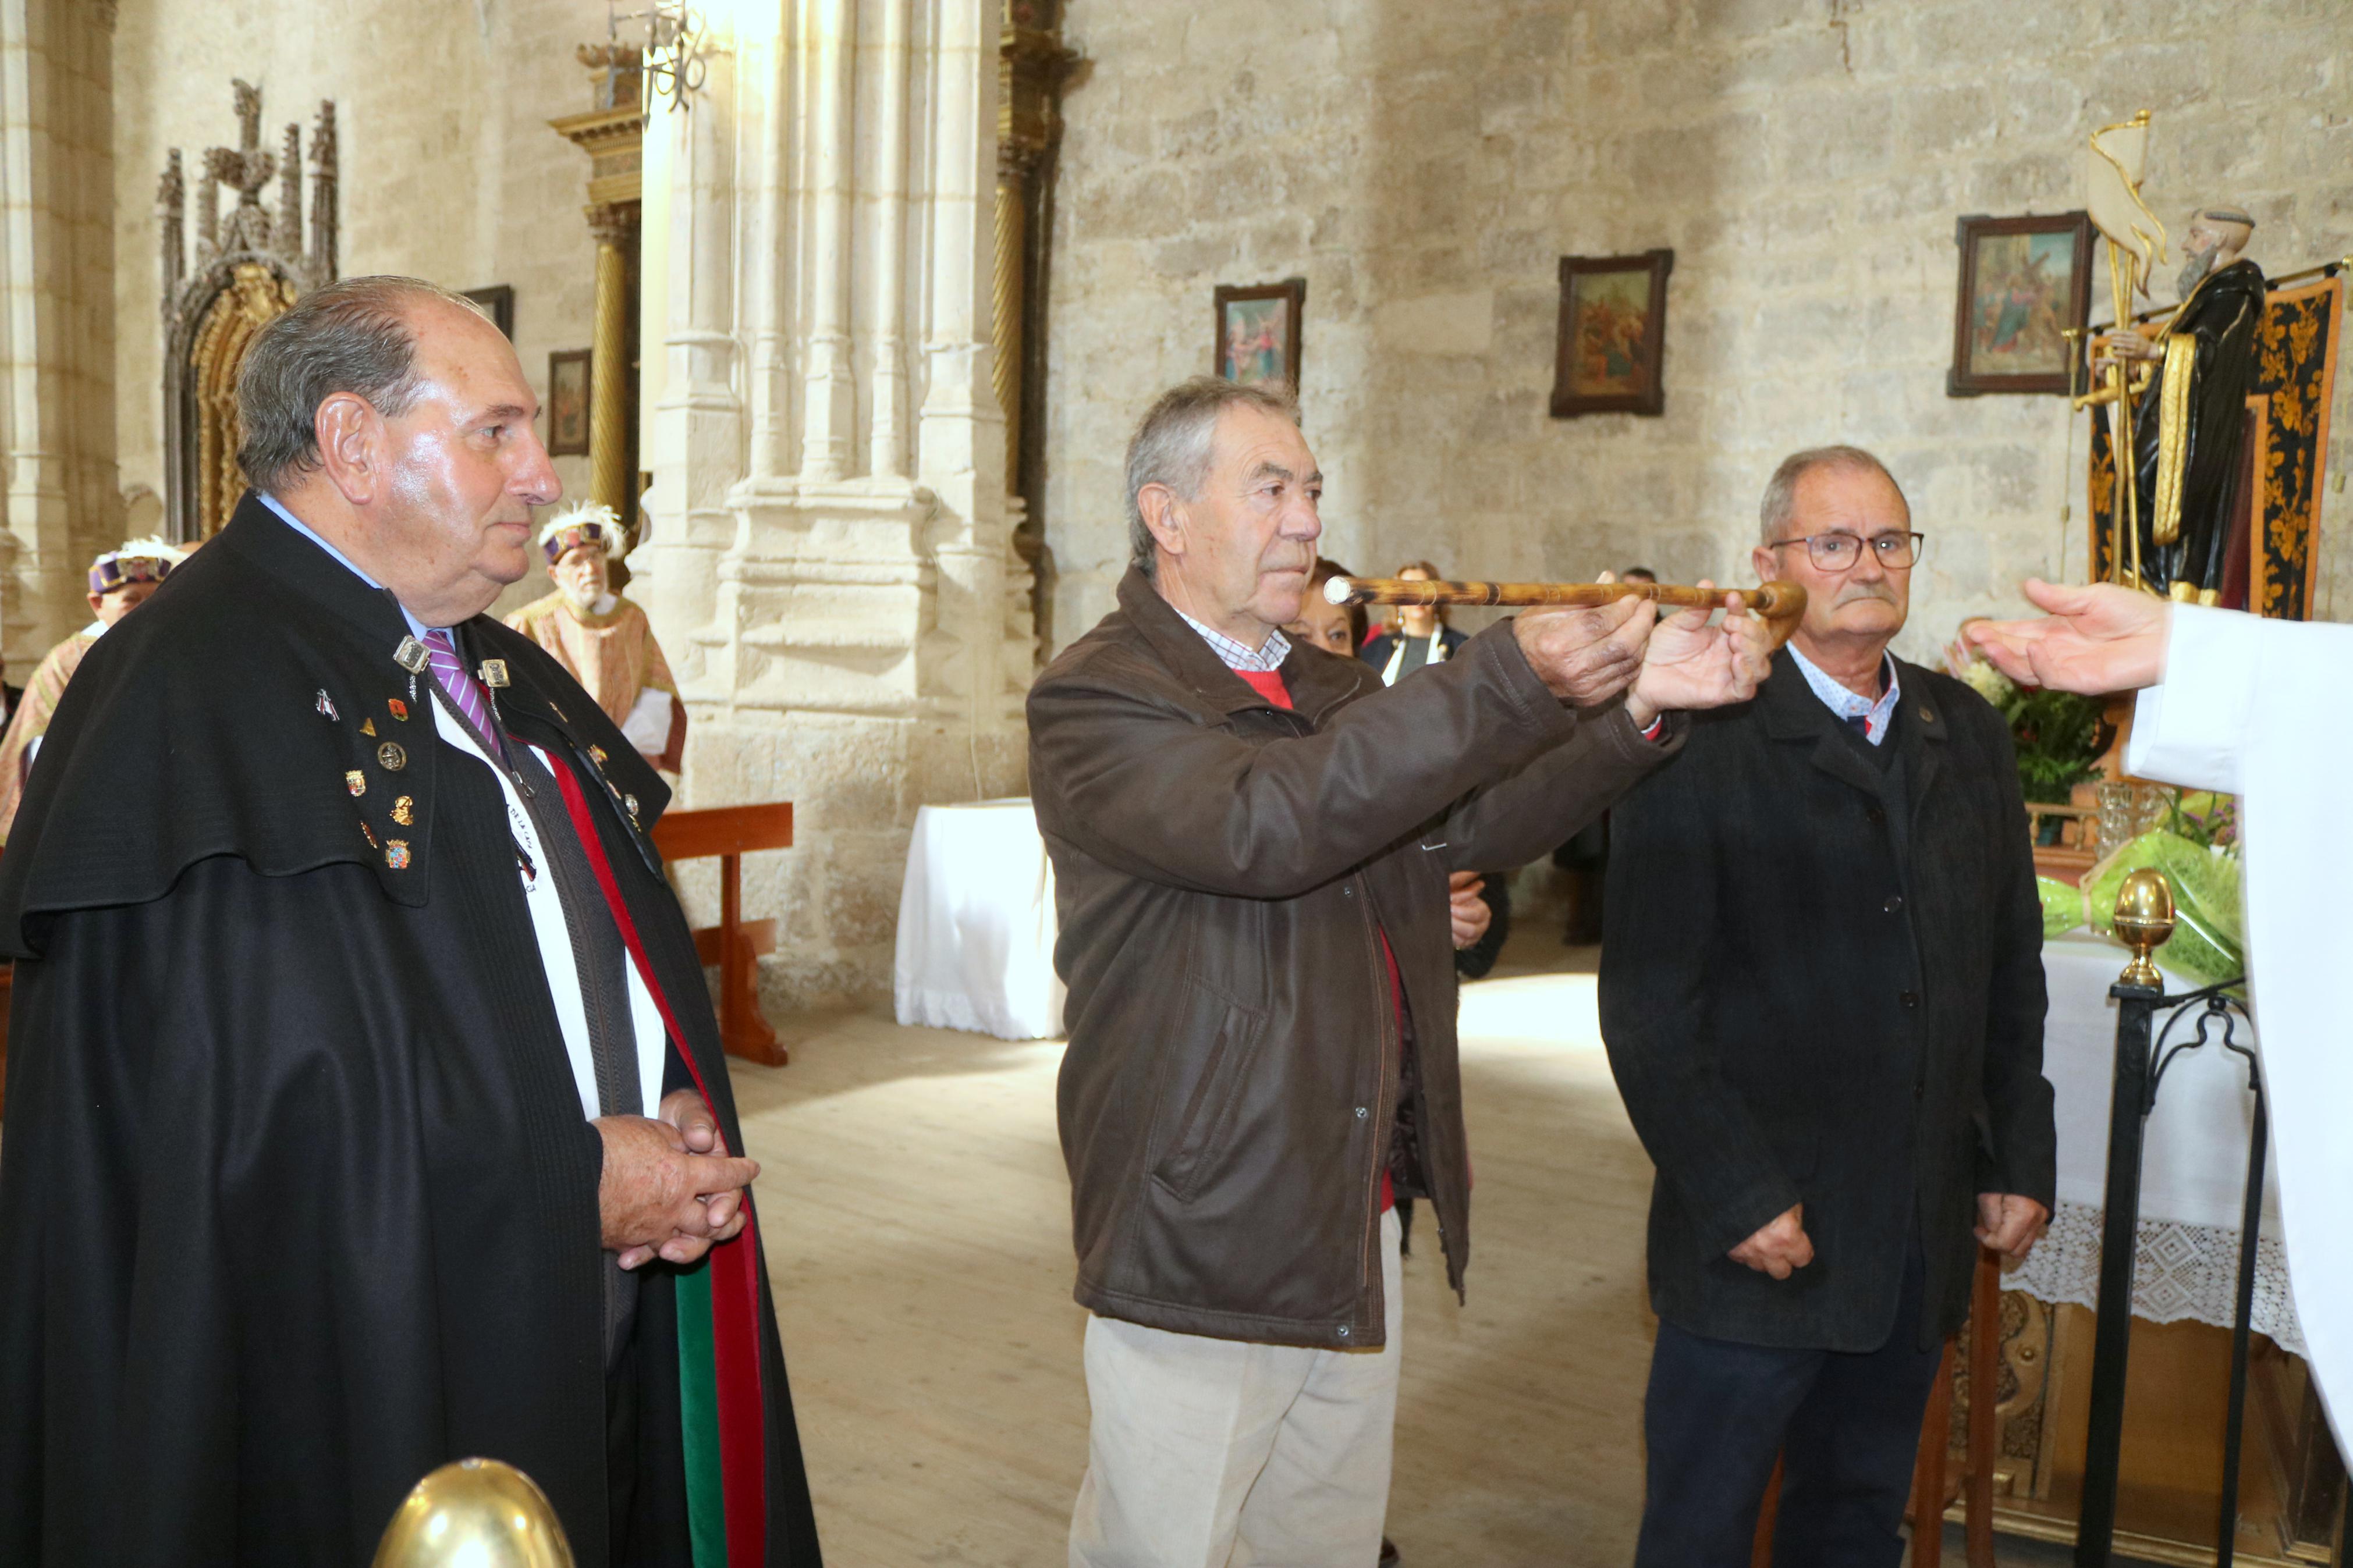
[{"x1": 1150, "y1": 995, "x2": 1269, "y2": 1204}]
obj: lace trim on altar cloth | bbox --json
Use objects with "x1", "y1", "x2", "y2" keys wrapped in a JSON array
[{"x1": 2004, "y1": 1199, "x2": 2304, "y2": 1358}]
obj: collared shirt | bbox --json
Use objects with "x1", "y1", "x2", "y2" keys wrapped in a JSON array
[
  {"x1": 258, "y1": 492, "x2": 437, "y2": 641},
  {"x1": 1173, "y1": 605, "x2": 1291, "y2": 673},
  {"x1": 1788, "y1": 642, "x2": 1901, "y2": 745}
]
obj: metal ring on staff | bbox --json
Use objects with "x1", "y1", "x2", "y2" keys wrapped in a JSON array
[{"x1": 1326, "y1": 577, "x2": 1808, "y2": 621}]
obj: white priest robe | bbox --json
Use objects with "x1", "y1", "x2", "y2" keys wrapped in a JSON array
[{"x1": 2127, "y1": 602, "x2": 2352, "y2": 1443}]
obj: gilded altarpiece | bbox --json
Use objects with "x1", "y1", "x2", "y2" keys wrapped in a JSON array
[{"x1": 158, "y1": 82, "x2": 340, "y2": 543}]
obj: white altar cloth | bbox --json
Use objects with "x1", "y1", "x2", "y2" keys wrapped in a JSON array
[
  {"x1": 892, "y1": 799, "x2": 1067, "y2": 1041},
  {"x1": 2006, "y1": 932, "x2": 2300, "y2": 1353}
]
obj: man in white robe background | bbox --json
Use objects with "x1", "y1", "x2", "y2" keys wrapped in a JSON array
[{"x1": 1972, "y1": 579, "x2": 2351, "y2": 1445}]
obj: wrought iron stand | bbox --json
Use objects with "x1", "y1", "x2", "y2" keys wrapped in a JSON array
[{"x1": 2073, "y1": 973, "x2": 2263, "y2": 1568}]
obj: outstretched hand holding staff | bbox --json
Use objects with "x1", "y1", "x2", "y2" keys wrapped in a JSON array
[{"x1": 1337, "y1": 571, "x2": 1790, "y2": 722}]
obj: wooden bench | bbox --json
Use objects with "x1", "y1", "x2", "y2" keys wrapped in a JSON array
[{"x1": 652, "y1": 802, "x2": 794, "y2": 1068}]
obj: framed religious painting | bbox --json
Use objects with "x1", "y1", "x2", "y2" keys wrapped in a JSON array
[
  {"x1": 1947, "y1": 211, "x2": 2094, "y2": 395},
  {"x1": 463, "y1": 284, "x2": 516, "y2": 340},
  {"x1": 548, "y1": 349, "x2": 592, "y2": 456},
  {"x1": 1551, "y1": 250, "x2": 1673, "y2": 418},
  {"x1": 1214, "y1": 279, "x2": 1306, "y2": 393}
]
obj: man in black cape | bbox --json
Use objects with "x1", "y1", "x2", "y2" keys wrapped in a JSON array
[{"x1": 0, "y1": 277, "x2": 822, "y2": 1566}]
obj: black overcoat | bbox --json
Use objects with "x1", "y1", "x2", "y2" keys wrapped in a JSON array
[
  {"x1": 1598, "y1": 649, "x2": 2056, "y2": 1352},
  {"x1": 0, "y1": 496, "x2": 821, "y2": 1566}
]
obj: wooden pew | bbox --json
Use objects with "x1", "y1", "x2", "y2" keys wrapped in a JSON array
[{"x1": 652, "y1": 802, "x2": 794, "y2": 1068}]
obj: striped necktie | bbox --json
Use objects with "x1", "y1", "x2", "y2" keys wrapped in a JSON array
[{"x1": 425, "y1": 629, "x2": 499, "y2": 749}]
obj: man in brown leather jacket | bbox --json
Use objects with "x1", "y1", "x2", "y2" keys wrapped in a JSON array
[{"x1": 1031, "y1": 377, "x2": 1776, "y2": 1568}]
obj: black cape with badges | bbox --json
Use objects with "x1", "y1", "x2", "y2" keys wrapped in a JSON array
[{"x1": 0, "y1": 495, "x2": 822, "y2": 1567}]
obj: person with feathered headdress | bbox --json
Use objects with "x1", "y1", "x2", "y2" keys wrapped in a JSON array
[
  {"x1": 0, "y1": 536, "x2": 184, "y2": 842},
  {"x1": 505, "y1": 501, "x2": 684, "y2": 770}
]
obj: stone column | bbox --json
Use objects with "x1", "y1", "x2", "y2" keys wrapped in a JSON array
[
  {"x1": 640, "y1": 0, "x2": 1032, "y2": 1012},
  {"x1": 0, "y1": 0, "x2": 118, "y2": 670},
  {"x1": 585, "y1": 202, "x2": 637, "y2": 517}
]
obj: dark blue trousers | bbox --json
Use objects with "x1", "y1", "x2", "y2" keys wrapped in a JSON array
[{"x1": 1633, "y1": 1241, "x2": 1944, "y2": 1568}]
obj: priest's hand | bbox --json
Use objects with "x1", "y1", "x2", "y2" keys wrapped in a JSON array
[
  {"x1": 1625, "y1": 582, "x2": 1773, "y2": 728},
  {"x1": 596, "y1": 1100, "x2": 760, "y2": 1271},
  {"x1": 1729, "y1": 1203, "x2": 1813, "y2": 1280},
  {"x1": 1514, "y1": 595, "x2": 1653, "y2": 707},
  {"x1": 1975, "y1": 1193, "x2": 2050, "y2": 1261},
  {"x1": 1968, "y1": 578, "x2": 2170, "y2": 694}
]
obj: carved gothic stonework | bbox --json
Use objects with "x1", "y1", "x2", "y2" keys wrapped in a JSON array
[{"x1": 158, "y1": 83, "x2": 340, "y2": 542}]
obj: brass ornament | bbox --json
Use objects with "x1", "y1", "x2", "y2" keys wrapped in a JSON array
[
  {"x1": 371, "y1": 1457, "x2": 575, "y2": 1568},
  {"x1": 362, "y1": 717, "x2": 378, "y2": 737},
  {"x1": 478, "y1": 659, "x2": 511, "y2": 689},
  {"x1": 2112, "y1": 868, "x2": 2176, "y2": 988},
  {"x1": 391, "y1": 795, "x2": 414, "y2": 827},
  {"x1": 385, "y1": 840, "x2": 411, "y2": 871},
  {"x1": 623, "y1": 792, "x2": 640, "y2": 826},
  {"x1": 378, "y1": 741, "x2": 408, "y2": 771},
  {"x1": 389, "y1": 698, "x2": 410, "y2": 721},
  {"x1": 345, "y1": 771, "x2": 366, "y2": 798},
  {"x1": 393, "y1": 637, "x2": 431, "y2": 674},
  {"x1": 588, "y1": 745, "x2": 608, "y2": 769},
  {"x1": 360, "y1": 821, "x2": 379, "y2": 849}
]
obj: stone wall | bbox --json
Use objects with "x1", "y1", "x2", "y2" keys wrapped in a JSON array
[
  {"x1": 1040, "y1": 0, "x2": 2353, "y2": 664},
  {"x1": 108, "y1": 0, "x2": 611, "y2": 628}
]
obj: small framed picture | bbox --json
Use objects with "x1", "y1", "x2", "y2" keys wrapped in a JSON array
[
  {"x1": 1947, "y1": 212, "x2": 2094, "y2": 396},
  {"x1": 1215, "y1": 279, "x2": 1306, "y2": 392},
  {"x1": 548, "y1": 349, "x2": 592, "y2": 456},
  {"x1": 463, "y1": 285, "x2": 516, "y2": 340},
  {"x1": 1551, "y1": 250, "x2": 1674, "y2": 418}
]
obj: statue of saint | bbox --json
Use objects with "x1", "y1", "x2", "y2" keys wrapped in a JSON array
[
  {"x1": 2093, "y1": 207, "x2": 2267, "y2": 602},
  {"x1": 505, "y1": 503, "x2": 686, "y2": 771}
]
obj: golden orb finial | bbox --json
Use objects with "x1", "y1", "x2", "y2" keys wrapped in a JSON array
[
  {"x1": 372, "y1": 1457, "x2": 576, "y2": 1568},
  {"x1": 2111, "y1": 868, "x2": 2176, "y2": 989}
]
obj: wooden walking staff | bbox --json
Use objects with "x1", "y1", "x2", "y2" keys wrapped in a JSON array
[{"x1": 1326, "y1": 575, "x2": 1808, "y2": 624}]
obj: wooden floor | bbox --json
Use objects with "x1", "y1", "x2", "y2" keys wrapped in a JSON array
[
  {"x1": 727, "y1": 934, "x2": 2086, "y2": 1567},
  {"x1": 728, "y1": 931, "x2": 1665, "y2": 1566}
]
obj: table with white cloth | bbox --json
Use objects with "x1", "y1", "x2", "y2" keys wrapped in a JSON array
[
  {"x1": 892, "y1": 798, "x2": 1066, "y2": 1041},
  {"x1": 2008, "y1": 931, "x2": 2299, "y2": 1354}
]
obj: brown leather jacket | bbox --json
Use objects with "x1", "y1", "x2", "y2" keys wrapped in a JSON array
[{"x1": 1029, "y1": 570, "x2": 1681, "y2": 1349}]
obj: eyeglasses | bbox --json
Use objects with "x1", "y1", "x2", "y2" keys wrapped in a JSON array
[{"x1": 1766, "y1": 531, "x2": 1924, "y2": 571}]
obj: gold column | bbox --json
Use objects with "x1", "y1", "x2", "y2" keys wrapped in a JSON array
[
  {"x1": 995, "y1": 6, "x2": 1077, "y2": 498},
  {"x1": 587, "y1": 204, "x2": 637, "y2": 517},
  {"x1": 552, "y1": 56, "x2": 648, "y2": 524}
]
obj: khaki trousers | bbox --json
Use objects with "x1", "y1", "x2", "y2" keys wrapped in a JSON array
[{"x1": 1069, "y1": 1207, "x2": 1404, "y2": 1568}]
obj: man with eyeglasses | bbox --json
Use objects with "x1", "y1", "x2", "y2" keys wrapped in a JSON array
[{"x1": 1599, "y1": 445, "x2": 2056, "y2": 1567}]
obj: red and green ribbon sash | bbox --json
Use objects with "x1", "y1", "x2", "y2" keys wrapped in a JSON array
[{"x1": 549, "y1": 759, "x2": 767, "y2": 1568}]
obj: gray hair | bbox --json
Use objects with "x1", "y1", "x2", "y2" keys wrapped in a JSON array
[
  {"x1": 1124, "y1": 376, "x2": 1301, "y2": 578},
  {"x1": 236, "y1": 275, "x2": 490, "y2": 496},
  {"x1": 1758, "y1": 445, "x2": 1907, "y2": 545},
  {"x1": 2198, "y1": 205, "x2": 2256, "y2": 230}
]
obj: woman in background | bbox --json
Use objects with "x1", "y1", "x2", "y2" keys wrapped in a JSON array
[{"x1": 1357, "y1": 559, "x2": 1469, "y2": 685}]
